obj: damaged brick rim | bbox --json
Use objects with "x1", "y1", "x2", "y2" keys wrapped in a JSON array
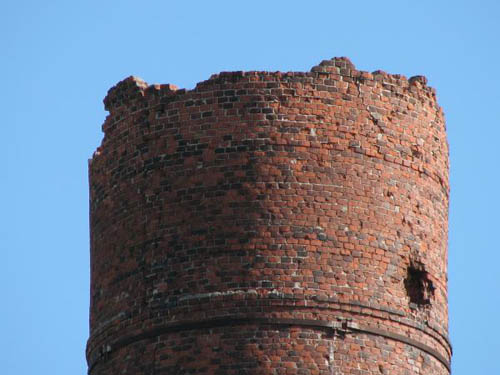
[{"x1": 89, "y1": 57, "x2": 450, "y2": 374}]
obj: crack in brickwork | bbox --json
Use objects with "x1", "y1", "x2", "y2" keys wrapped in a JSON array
[{"x1": 405, "y1": 264, "x2": 435, "y2": 307}]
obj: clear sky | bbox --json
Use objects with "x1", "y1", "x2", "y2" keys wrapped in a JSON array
[{"x1": 2, "y1": 1, "x2": 499, "y2": 374}]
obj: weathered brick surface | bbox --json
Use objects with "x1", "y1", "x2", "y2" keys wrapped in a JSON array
[{"x1": 88, "y1": 57, "x2": 450, "y2": 374}]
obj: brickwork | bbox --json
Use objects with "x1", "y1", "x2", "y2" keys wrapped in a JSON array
[{"x1": 87, "y1": 57, "x2": 450, "y2": 374}]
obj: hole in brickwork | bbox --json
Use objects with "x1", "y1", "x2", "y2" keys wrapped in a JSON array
[{"x1": 404, "y1": 264, "x2": 434, "y2": 307}]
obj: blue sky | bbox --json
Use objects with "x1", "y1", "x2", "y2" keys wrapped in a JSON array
[{"x1": 2, "y1": 1, "x2": 499, "y2": 374}]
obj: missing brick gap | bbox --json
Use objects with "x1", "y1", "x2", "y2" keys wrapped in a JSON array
[{"x1": 404, "y1": 261, "x2": 434, "y2": 308}]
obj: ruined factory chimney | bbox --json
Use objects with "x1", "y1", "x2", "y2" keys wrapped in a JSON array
[{"x1": 87, "y1": 57, "x2": 451, "y2": 374}]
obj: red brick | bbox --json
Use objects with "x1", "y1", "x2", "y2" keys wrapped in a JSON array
[{"x1": 88, "y1": 57, "x2": 450, "y2": 374}]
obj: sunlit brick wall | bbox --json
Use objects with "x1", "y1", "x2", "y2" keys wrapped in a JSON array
[{"x1": 88, "y1": 57, "x2": 450, "y2": 374}]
